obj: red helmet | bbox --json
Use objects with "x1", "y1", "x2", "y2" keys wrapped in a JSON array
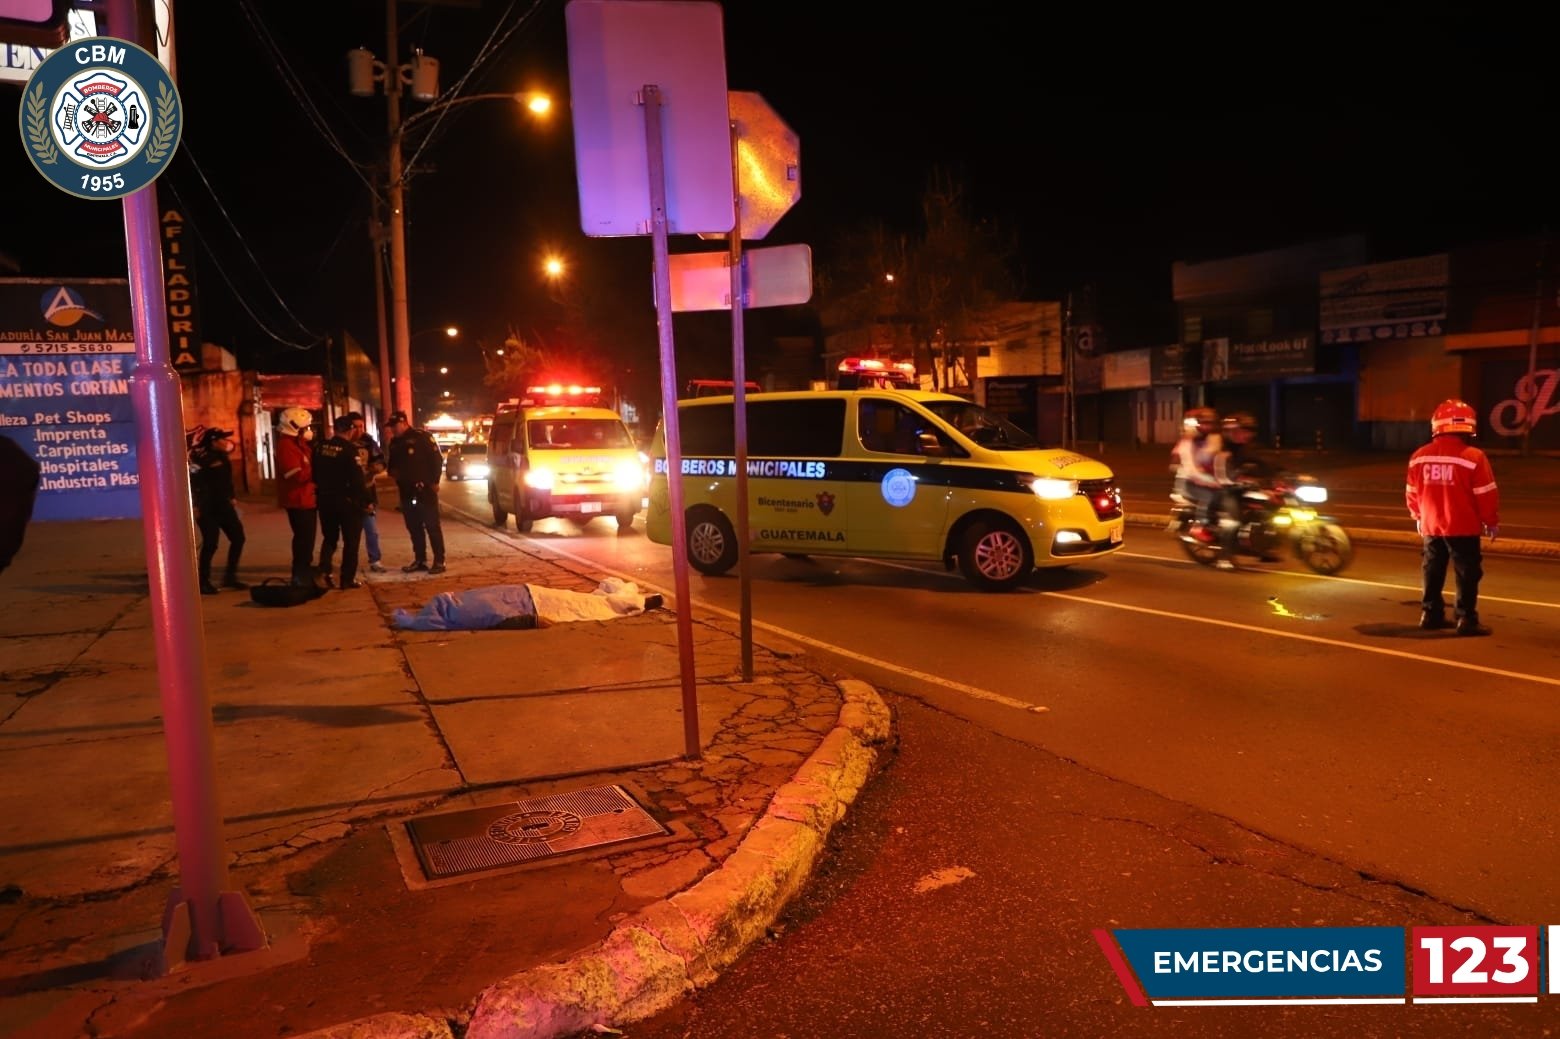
[{"x1": 1431, "y1": 399, "x2": 1476, "y2": 436}]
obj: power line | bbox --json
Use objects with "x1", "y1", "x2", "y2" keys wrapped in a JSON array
[
  {"x1": 399, "y1": 0, "x2": 547, "y2": 185},
  {"x1": 234, "y1": 0, "x2": 382, "y2": 200},
  {"x1": 175, "y1": 144, "x2": 326, "y2": 343},
  {"x1": 160, "y1": 178, "x2": 319, "y2": 353}
]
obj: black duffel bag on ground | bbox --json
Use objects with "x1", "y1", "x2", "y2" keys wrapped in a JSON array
[{"x1": 250, "y1": 578, "x2": 327, "y2": 607}]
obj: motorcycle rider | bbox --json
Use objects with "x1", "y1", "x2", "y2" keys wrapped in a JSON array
[
  {"x1": 1211, "y1": 411, "x2": 1281, "y2": 565},
  {"x1": 1170, "y1": 407, "x2": 1222, "y2": 545},
  {"x1": 1406, "y1": 399, "x2": 1500, "y2": 636}
]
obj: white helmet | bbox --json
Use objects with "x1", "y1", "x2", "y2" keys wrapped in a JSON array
[{"x1": 278, "y1": 407, "x2": 313, "y2": 436}]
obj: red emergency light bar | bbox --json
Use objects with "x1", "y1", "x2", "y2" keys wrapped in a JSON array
[
  {"x1": 838, "y1": 356, "x2": 915, "y2": 377},
  {"x1": 518, "y1": 383, "x2": 605, "y2": 407},
  {"x1": 526, "y1": 384, "x2": 601, "y2": 397}
]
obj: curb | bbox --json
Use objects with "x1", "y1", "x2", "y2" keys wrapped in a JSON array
[
  {"x1": 1124, "y1": 514, "x2": 1560, "y2": 559},
  {"x1": 299, "y1": 679, "x2": 894, "y2": 1039}
]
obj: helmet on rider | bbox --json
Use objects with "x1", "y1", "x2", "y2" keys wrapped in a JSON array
[
  {"x1": 278, "y1": 407, "x2": 314, "y2": 437},
  {"x1": 1430, "y1": 399, "x2": 1476, "y2": 437},
  {"x1": 1183, "y1": 407, "x2": 1218, "y2": 437},
  {"x1": 1222, "y1": 411, "x2": 1258, "y2": 436}
]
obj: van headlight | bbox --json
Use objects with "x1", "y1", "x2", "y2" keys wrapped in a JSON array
[
  {"x1": 523, "y1": 467, "x2": 555, "y2": 490},
  {"x1": 614, "y1": 459, "x2": 647, "y2": 492},
  {"x1": 1025, "y1": 476, "x2": 1078, "y2": 500}
]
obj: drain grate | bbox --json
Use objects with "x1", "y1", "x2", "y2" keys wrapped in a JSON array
[{"x1": 405, "y1": 784, "x2": 670, "y2": 880}]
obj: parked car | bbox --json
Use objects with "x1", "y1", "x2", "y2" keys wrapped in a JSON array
[{"x1": 444, "y1": 442, "x2": 488, "y2": 482}]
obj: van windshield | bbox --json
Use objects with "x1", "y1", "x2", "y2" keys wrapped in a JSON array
[
  {"x1": 526, "y1": 418, "x2": 633, "y2": 449},
  {"x1": 920, "y1": 401, "x2": 1040, "y2": 450}
]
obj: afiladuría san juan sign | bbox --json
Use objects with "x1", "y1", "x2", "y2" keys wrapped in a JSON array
[{"x1": 0, "y1": 279, "x2": 142, "y2": 520}]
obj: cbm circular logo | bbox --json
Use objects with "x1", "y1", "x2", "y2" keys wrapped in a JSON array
[{"x1": 19, "y1": 37, "x2": 182, "y2": 201}]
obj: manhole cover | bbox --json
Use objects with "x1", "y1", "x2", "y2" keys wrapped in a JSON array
[{"x1": 405, "y1": 784, "x2": 669, "y2": 880}]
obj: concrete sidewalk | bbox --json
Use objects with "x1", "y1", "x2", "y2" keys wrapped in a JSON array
[{"x1": 0, "y1": 498, "x2": 891, "y2": 1039}]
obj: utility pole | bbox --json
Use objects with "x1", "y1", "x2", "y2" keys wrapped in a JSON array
[
  {"x1": 349, "y1": 27, "x2": 547, "y2": 425},
  {"x1": 383, "y1": 0, "x2": 413, "y2": 419},
  {"x1": 1063, "y1": 291, "x2": 1075, "y2": 449},
  {"x1": 347, "y1": 2, "x2": 436, "y2": 421},
  {"x1": 1522, "y1": 233, "x2": 1548, "y2": 457},
  {"x1": 370, "y1": 204, "x2": 393, "y2": 420}
]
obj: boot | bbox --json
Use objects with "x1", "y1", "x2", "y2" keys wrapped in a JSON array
[
  {"x1": 199, "y1": 581, "x2": 219, "y2": 596},
  {"x1": 221, "y1": 570, "x2": 248, "y2": 590},
  {"x1": 1456, "y1": 612, "x2": 1489, "y2": 637},
  {"x1": 1419, "y1": 608, "x2": 1448, "y2": 631}
]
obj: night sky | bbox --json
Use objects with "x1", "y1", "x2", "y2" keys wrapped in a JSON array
[{"x1": 4, "y1": 2, "x2": 1554, "y2": 381}]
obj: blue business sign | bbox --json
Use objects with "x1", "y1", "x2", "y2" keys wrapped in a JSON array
[{"x1": 0, "y1": 278, "x2": 141, "y2": 520}]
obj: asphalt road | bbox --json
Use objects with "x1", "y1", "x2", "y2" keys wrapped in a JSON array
[
  {"x1": 440, "y1": 479, "x2": 1560, "y2": 929},
  {"x1": 623, "y1": 694, "x2": 1551, "y2": 1039}
]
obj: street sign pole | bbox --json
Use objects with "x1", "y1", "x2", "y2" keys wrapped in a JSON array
[
  {"x1": 642, "y1": 84, "x2": 701, "y2": 758},
  {"x1": 726, "y1": 123, "x2": 753, "y2": 681},
  {"x1": 566, "y1": 0, "x2": 736, "y2": 762}
]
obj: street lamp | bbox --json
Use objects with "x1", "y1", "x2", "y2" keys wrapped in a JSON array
[{"x1": 349, "y1": 17, "x2": 551, "y2": 421}]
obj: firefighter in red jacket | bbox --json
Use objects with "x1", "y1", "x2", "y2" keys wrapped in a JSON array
[
  {"x1": 1405, "y1": 399, "x2": 1500, "y2": 636},
  {"x1": 276, "y1": 407, "x2": 319, "y2": 587}
]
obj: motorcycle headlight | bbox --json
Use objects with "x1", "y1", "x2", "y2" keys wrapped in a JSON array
[
  {"x1": 523, "y1": 467, "x2": 555, "y2": 490},
  {"x1": 1026, "y1": 476, "x2": 1078, "y2": 500},
  {"x1": 1294, "y1": 484, "x2": 1328, "y2": 504}
]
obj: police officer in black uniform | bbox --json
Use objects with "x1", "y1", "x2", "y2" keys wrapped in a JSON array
[
  {"x1": 188, "y1": 426, "x2": 248, "y2": 595},
  {"x1": 384, "y1": 411, "x2": 446, "y2": 574},
  {"x1": 313, "y1": 413, "x2": 369, "y2": 589}
]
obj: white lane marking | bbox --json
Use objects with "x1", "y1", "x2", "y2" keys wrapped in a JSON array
[
  {"x1": 1040, "y1": 590, "x2": 1560, "y2": 689},
  {"x1": 914, "y1": 866, "x2": 976, "y2": 893},
  {"x1": 740, "y1": 615, "x2": 1050, "y2": 713},
  {"x1": 465, "y1": 505, "x2": 1556, "y2": 700},
  {"x1": 1114, "y1": 550, "x2": 1560, "y2": 610}
]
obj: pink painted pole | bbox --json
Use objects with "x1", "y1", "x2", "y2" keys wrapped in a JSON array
[{"x1": 110, "y1": 0, "x2": 263, "y2": 966}]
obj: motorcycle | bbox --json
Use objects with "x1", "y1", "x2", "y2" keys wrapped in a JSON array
[{"x1": 1168, "y1": 472, "x2": 1354, "y2": 575}]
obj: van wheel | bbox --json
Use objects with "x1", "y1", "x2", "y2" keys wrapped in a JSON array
[
  {"x1": 686, "y1": 507, "x2": 737, "y2": 575},
  {"x1": 958, "y1": 518, "x2": 1032, "y2": 592},
  {"x1": 490, "y1": 487, "x2": 508, "y2": 527},
  {"x1": 615, "y1": 508, "x2": 637, "y2": 535},
  {"x1": 514, "y1": 492, "x2": 534, "y2": 534}
]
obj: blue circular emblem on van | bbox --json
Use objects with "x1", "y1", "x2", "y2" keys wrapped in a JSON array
[
  {"x1": 881, "y1": 467, "x2": 916, "y2": 507},
  {"x1": 19, "y1": 37, "x2": 182, "y2": 201}
]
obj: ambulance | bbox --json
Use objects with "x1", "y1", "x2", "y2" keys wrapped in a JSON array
[
  {"x1": 646, "y1": 387, "x2": 1124, "y2": 591},
  {"x1": 486, "y1": 384, "x2": 646, "y2": 534}
]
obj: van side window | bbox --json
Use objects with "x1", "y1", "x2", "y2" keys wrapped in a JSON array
[
  {"x1": 858, "y1": 399, "x2": 935, "y2": 455},
  {"x1": 679, "y1": 399, "x2": 845, "y2": 457},
  {"x1": 750, "y1": 400, "x2": 844, "y2": 456},
  {"x1": 489, "y1": 413, "x2": 513, "y2": 453}
]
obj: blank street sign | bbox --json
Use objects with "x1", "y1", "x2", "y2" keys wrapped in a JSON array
[
  {"x1": 565, "y1": 0, "x2": 735, "y2": 237},
  {"x1": 669, "y1": 244, "x2": 813, "y2": 311}
]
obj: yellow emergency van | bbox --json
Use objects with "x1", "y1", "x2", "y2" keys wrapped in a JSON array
[
  {"x1": 486, "y1": 385, "x2": 646, "y2": 534},
  {"x1": 646, "y1": 389, "x2": 1124, "y2": 591}
]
